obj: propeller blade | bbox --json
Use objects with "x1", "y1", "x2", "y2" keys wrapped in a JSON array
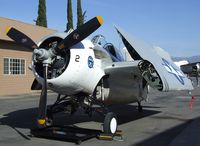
[
  {"x1": 6, "y1": 27, "x2": 38, "y2": 50},
  {"x1": 56, "y1": 16, "x2": 103, "y2": 51},
  {"x1": 31, "y1": 79, "x2": 42, "y2": 90},
  {"x1": 37, "y1": 65, "x2": 48, "y2": 126}
]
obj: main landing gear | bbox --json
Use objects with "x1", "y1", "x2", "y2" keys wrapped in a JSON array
[
  {"x1": 42, "y1": 94, "x2": 119, "y2": 135},
  {"x1": 32, "y1": 94, "x2": 123, "y2": 143},
  {"x1": 103, "y1": 112, "x2": 118, "y2": 135}
]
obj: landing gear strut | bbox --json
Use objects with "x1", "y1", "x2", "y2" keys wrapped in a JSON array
[
  {"x1": 137, "y1": 101, "x2": 143, "y2": 112},
  {"x1": 45, "y1": 94, "x2": 119, "y2": 135},
  {"x1": 87, "y1": 98, "x2": 118, "y2": 135}
]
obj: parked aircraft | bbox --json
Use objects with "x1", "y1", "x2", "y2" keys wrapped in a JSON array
[
  {"x1": 174, "y1": 60, "x2": 200, "y2": 86},
  {"x1": 6, "y1": 16, "x2": 193, "y2": 135}
]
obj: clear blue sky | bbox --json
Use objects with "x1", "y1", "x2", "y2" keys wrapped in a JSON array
[{"x1": 1, "y1": 0, "x2": 200, "y2": 57}]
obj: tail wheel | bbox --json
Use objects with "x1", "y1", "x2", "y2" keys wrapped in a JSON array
[
  {"x1": 103, "y1": 112, "x2": 118, "y2": 134},
  {"x1": 45, "y1": 117, "x2": 53, "y2": 127},
  {"x1": 45, "y1": 108, "x2": 53, "y2": 127}
]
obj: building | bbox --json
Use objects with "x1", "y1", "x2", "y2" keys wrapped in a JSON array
[{"x1": 0, "y1": 17, "x2": 57, "y2": 96}]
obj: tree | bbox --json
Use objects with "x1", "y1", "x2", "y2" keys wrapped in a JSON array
[
  {"x1": 36, "y1": 0, "x2": 47, "y2": 27},
  {"x1": 82, "y1": 10, "x2": 87, "y2": 23},
  {"x1": 77, "y1": 0, "x2": 84, "y2": 28},
  {"x1": 66, "y1": 0, "x2": 73, "y2": 32}
]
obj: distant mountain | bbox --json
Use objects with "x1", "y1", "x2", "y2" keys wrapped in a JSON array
[
  {"x1": 172, "y1": 55, "x2": 200, "y2": 63},
  {"x1": 188, "y1": 55, "x2": 200, "y2": 63},
  {"x1": 172, "y1": 57, "x2": 188, "y2": 62}
]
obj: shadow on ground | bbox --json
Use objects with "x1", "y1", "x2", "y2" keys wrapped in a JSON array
[{"x1": 0, "y1": 104, "x2": 161, "y2": 130}]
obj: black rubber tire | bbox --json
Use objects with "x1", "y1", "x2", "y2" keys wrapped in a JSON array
[{"x1": 103, "y1": 112, "x2": 118, "y2": 134}]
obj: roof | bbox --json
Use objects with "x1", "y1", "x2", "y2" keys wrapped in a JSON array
[{"x1": 0, "y1": 17, "x2": 57, "y2": 43}]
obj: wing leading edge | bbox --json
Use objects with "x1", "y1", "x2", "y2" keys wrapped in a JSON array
[{"x1": 115, "y1": 25, "x2": 193, "y2": 91}]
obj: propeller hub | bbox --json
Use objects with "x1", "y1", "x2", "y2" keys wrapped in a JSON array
[{"x1": 33, "y1": 48, "x2": 56, "y2": 64}]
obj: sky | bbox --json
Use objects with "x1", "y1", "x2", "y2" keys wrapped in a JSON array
[{"x1": 1, "y1": 0, "x2": 200, "y2": 57}]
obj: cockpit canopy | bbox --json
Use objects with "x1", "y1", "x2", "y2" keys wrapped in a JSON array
[
  {"x1": 91, "y1": 35, "x2": 125, "y2": 62},
  {"x1": 91, "y1": 35, "x2": 107, "y2": 47}
]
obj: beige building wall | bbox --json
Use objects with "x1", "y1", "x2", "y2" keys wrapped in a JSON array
[
  {"x1": 0, "y1": 17, "x2": 56, "y2": 43},
  {"x1": 0, "y1": 40, "x2": 34, "y2": 95},
  {"x1": 0, "y1": 17, "x2": 57, "y2": 96}
]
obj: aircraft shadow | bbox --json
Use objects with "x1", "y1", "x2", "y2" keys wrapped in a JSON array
[{"x1": 0, "y1": 104, "x2": 161, "y2": 129}]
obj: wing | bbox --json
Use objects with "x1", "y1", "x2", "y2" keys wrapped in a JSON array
[
  {"x1": 115, "y1": 25, "x2": 193, "y2": 91},
  {"x1": 104, "y1": 61, "x2": 141, "y2": 75},
  {"x1": 104, "y1": 61, "x2": 147, "y2": 101},
  {"x1": 104, "y1": 61, "x2": 149, "y2": 102},
  {"x1": 104, "y1": 61, "x2": 143, "y2": 87}
]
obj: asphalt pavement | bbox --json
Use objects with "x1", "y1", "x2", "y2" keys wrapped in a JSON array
[{"x1": 0, "y1": 85, "x2": 200, "y2": 146}]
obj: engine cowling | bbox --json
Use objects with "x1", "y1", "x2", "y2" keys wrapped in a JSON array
[{"x1": 31, "y1": 33, "x2": 104, "y2": 96}]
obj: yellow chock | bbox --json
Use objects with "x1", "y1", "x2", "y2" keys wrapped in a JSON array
[{"x1": 37, "y1": 119, "x2": 46, "y2": 125}]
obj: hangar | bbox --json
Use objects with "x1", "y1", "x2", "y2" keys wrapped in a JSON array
[{"x1": 0, "y1": 17, "x2": 56, "y2": 96}]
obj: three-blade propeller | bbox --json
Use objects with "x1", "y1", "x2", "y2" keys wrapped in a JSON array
[
  {"x1": 6, "y1": 16, "x2": 103, "y2": 127},
  {"x1": 6, "y1": 27, "x2": 38, "y2": 51}
]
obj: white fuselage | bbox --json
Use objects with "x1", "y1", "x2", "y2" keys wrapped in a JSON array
[
  {"x1": 31, "y1": 32, "x2": 148, "y2": 105},
  {"x1": 32, "y1": 39, "x2": 104, "y2": 95}
]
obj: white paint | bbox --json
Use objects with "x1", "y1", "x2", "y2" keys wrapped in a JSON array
[
  {"x1": 174, "y1": 60, "x2": 189, "y2": 68},
  {"x1": 32, "y1": 37, "x2": 105, "y2": 95},
  {"x1": 110, "y1": 117, "x2": 117, "y2": 134}
]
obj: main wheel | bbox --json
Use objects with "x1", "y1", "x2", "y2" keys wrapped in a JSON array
[{"x1": 103, "y1": 112, "x2": 118, "y2": 134}]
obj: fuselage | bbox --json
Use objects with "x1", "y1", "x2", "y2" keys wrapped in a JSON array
[{"x1": 31, "y1": 32, "x2": 148, "y2": 104}]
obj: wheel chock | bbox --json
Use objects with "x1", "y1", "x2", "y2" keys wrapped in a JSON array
[
  {"x1": 97, "y1": 133, "x2": 113, "y2": 140},
  {"x1": 97, "y1": 130, "x2": 123, "y2": 141}
]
